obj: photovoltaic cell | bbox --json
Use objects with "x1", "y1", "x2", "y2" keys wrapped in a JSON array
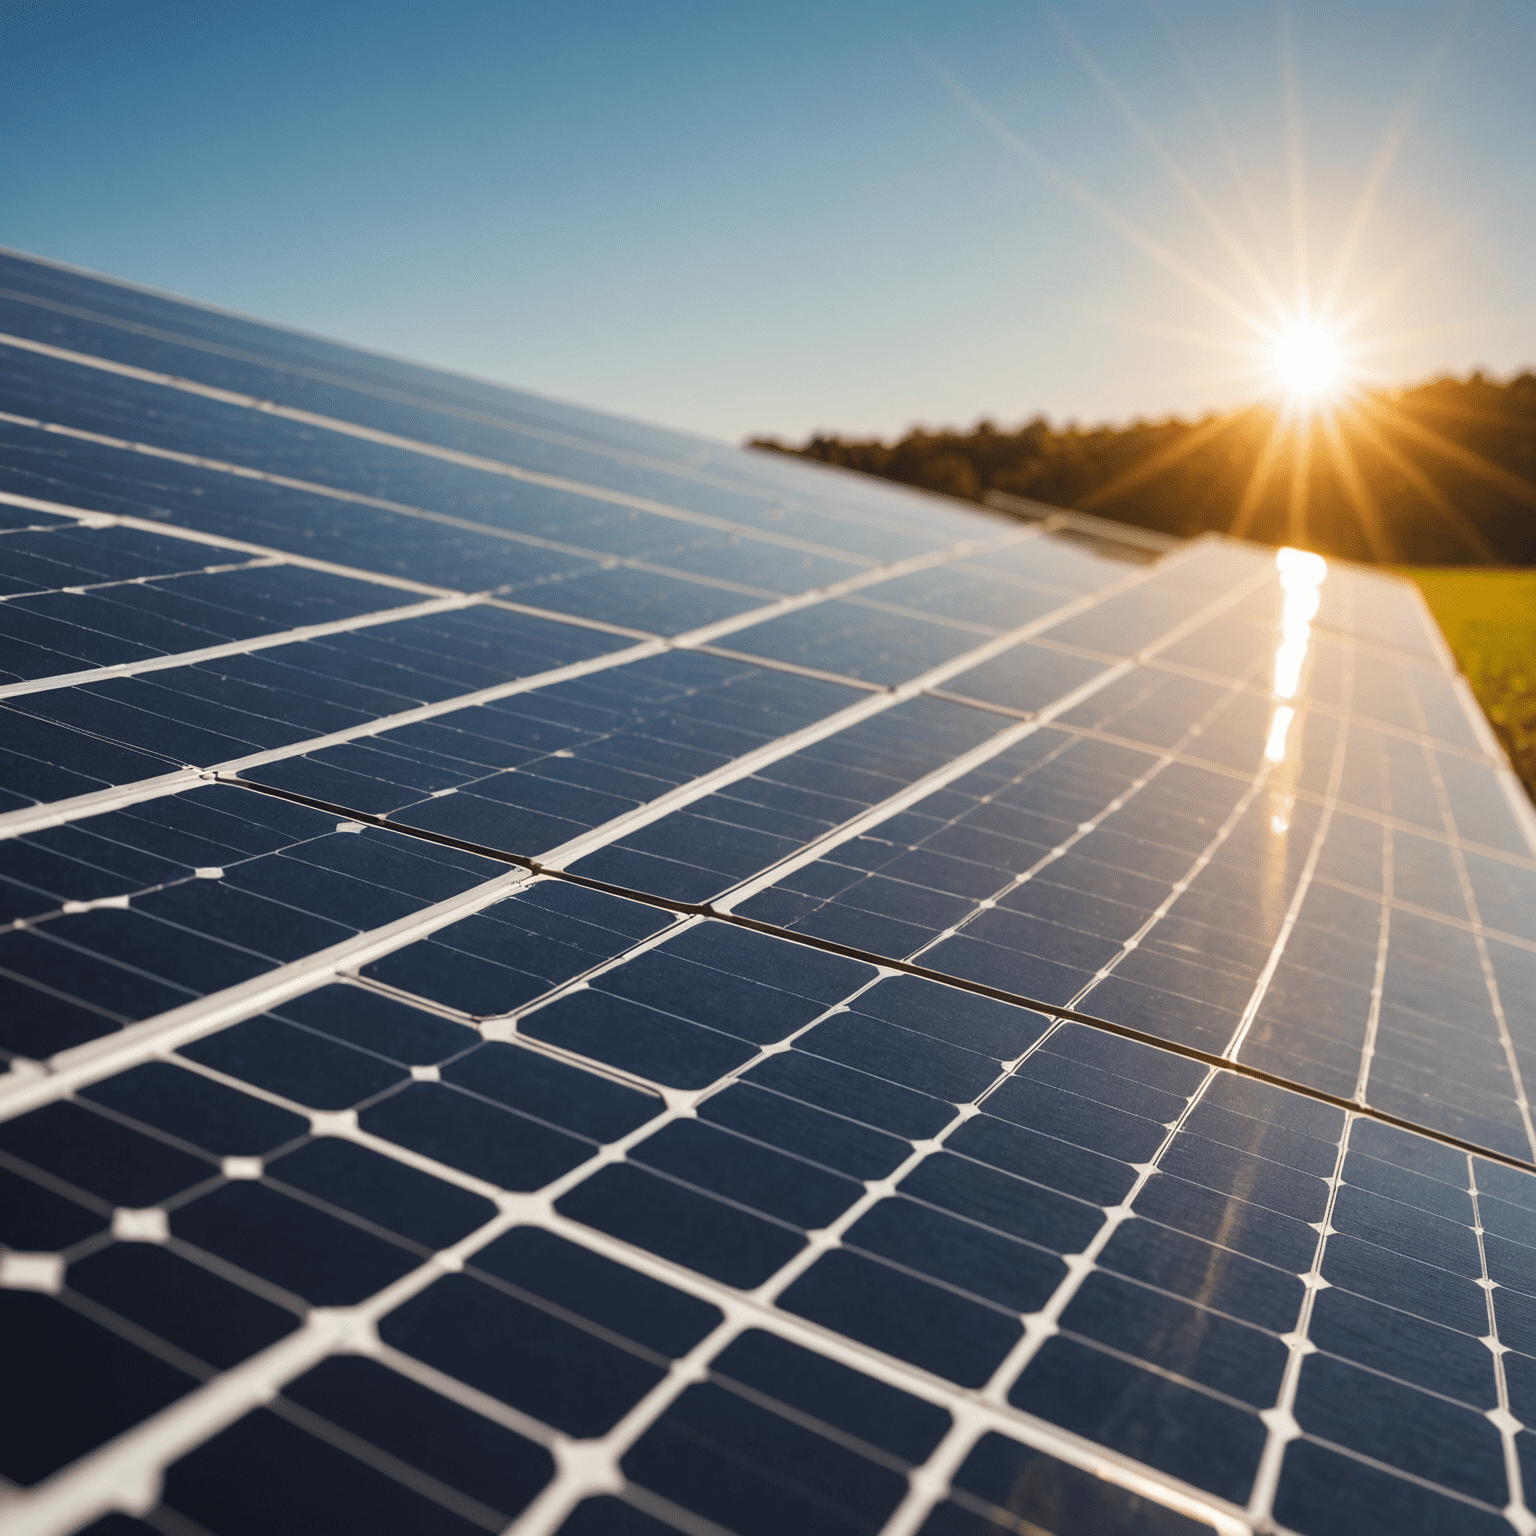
[{"x1": 3, "y1": 250, "x2": 1536, "y2": 1536}]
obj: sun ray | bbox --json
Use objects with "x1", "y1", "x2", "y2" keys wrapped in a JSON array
[
  {"x1": 926, "y1": 61, "x2": 1273, "y2": 337},
  {"x1": 1278, "y1": 1, "x2": 1311, "y2": 314},
  {"x1": 1229, "y1": 411, "x2": 1292, "y2": 541},
  {"x1": 1286, "y1": 408, "x2": 1314, "y2": 546},
  {"x1": 1317, "y1": 411, "x2": 1395, "y2": 562},
  {"x1": 1318, "y1": 26, "x2": 1452, "y2": 320},
  {"x1": 1347, "y1": 311, "x2": 1536, "y2": 358},
  {"x1": 1080, "y1": 311, "x2": 1262, "y2": 358},
  {"x1": 1078, "y1": 406, "x2": 1261, "y2": 510},
  {"x1": 1150, "y1": 0, "x2": 1285, "y2": 282},
  {"x1": 1047, "y1": 9, "x2": 1288, "y2": 323},
  {"x1": 1343, "y1": 403, "x2": 1504, "y2": 561},
  {"x1": 1333, "y1": 213, "x2": 1475, "y2": 336},
  {"x1": 1360, "y1": 395, "x2": 1536, "y2": 510}
]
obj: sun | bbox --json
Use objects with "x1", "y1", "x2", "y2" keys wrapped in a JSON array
[{"x1": 1266, "y1": 320, "x2": 1346, "y2": 404}]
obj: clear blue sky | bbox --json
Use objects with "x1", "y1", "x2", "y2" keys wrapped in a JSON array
[{"x1": 2, "y1": 0, "x2": 1532, "y2": 443}]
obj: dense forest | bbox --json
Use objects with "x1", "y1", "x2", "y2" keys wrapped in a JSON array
[{"x1": 751, "y1": 371, "x2": 1536, "y2": 566}]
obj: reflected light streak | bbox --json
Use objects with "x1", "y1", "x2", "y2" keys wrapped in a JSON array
[
  {"x1": 1264, "y1": 705, "x2": 1297, "y2": 764},
  {"x1": 1265, "y1": 546, "x2": 1327, "y2": 763}
]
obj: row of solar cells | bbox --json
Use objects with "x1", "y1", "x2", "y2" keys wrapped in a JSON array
[
  {"x1": 5, "y1": 250, "x2": 1536, "y2": 1536},
  {"x1": 5, "y1": 563, "x2": 1536, "y2": 1157},
  {"x1": 3, "y1": 512, "x2": 1514, "y2": 863},
  {"x1": 6, "y1": 861, "x2": 1535, "y2": 1533},
  {"x1": 0, "y1": 246, "x2": 1049, "y2": 545}
]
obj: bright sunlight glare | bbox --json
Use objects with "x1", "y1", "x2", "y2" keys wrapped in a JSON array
[{"x1": 1267, "y1": 321, "x2": 1346, "y2": 403}]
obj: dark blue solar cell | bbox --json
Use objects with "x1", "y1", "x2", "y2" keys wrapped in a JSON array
[
  {"x1": 1025, "y1": 1028, "x2": 1202, "y2": 1114},
  {"x1": 1274, "y1": 1438, "x2": 1511, "y2": 1536},
  {"x1": 379, "y1": 1272, "x2": 671, "y2": 1438},
  {"x1": 470, "y1": 1226, "x2": 721, "y2": 1357},
  {"x1": 385, "y1": 784, "x2": 586, "y2": 852},
  {"x1": 1158, "y1": 1135, "x2": 1332, "y2": 1224},
  {"x1": 796, "y1": 1012, "x2": 1002, "y2": 1102},
  {"x1": 361, "y1": 912, "x2": 614, "y2": 1016},
  {"x1": 712, "y1": 1329, "x2": 951, "y2": 1463},
  {"x1": 1308, "y1": 1284, "x2": 1496, "y2": 1406},
  {"x1": 66, "y1": 1241, "x2": 301, "y2": 1370},
  {"x1": 557, "y1": 1161, "x2": 805, "y2": 1287},
  {"x1": 1136, "y1": 1170, "x2": 1320, "y2": 1271},
  {"x1": 179, "y1": 1014, "x2": 406, "y2": 1109},
  {"x1": 265, "y1": 1137, "x2": 496, "y2": 1249},
  {"x1": 740, "y1": 1047, "x2": 957, "y2": 1141},
  {"x1": 1060, "y1": 1271, "x2": 1287, "y2": 1405},
  {"x1": 937, "y1": 1432, "x2": 1216, "y2": 1536},
  {"x1": 628, "y1": 1119, "x2": 863, "y2": 1230},
  {"x1": 0, "y1": 705, "x2": 175, "y2": 802},
  {"x1": 80, "y1": 1061, "x2": 308, "y2": 1156},
  {"x1": 443, "y1": 1042, "x2": 663, "y2": 1143},
  {"x1": 272, "y1": 984, "x2": 474, "y2": 1063},
  {"x1": 206, "y1": 859, "x2": 407, "y2": 935},
  {"x1": 696, "y1": 1081, "x2": 911, "y2": 1180},
  {"x1": 0, "y1": 834, "x2": 187, "y2": 910},
  {"x1": 1329, "y1": 1181, "x2": 1483, "y2": 1276},
  {"x1": 1507, "y1": 1353, "x2": 1536, "y2": 1426},
  {"x1": 621, "y1": 1379, "x2": 911, "y2": 1536},
  {"x1": 1009, "y1": 1336, "x2": 1266, "y2": 1506},
  {"x1": 0, "y1": 1101, "x2": 215, "y2": 1208},
  {"x1": 779, "y1": 1247, "x2": 1021, "y2": 1386},
  {"x1": 1, "y1": 1292, "x2": 196, "y2": 1486},
  {"x1": 0, "y1": 970, "x2": 126, "y2": 1059},
  {"x1": 161, "y1": 1410, "x2": 486, "y2": 1536},
  {"x1": 23, "y1": 907, "x2": 270, "y2": 998},
  {"x1": 898, "y1": 1151, "x2": 1105, "y2": 1251},
  {"x1": 359, "y1": 1082, "x2": 595, "y2": 1191},
  {"x1": 557, "y1": 1498, "x2": 674, "y2": 1535},
  {"x1": 13, "y1": 681, "x2": 262, "y2": 763},
  {"x1": 594, "y1": 953, "x2": 829, "y2": 1045},
  {"x1": 843, "y1": 1196, "x2": 1067, "y2": 1313},
  {"x1": 1292, "y1": 1352, "x2": 1506, "y2": 1504},
  {"x1": 171, "y1": 1180, "x2": 419, "y2": 1305},
  {"x1": 571, "y1": 809, "x2": 806, "y2": 903},
  {"x1": 281, "y1": 1357, "x2": 554, "y2": 1520},
  {"x1": 853, "y1": 975, "x2": 1051, "y2": 1058},
  {"x1": 982, "y1": 1076, "x2": 1172, "y2": 1164},
  {"x1": 943, "y1": 1113, "x2": 1139, "y2": 1206},
  {"x1": 519, "y1": 987, "x2": 759, "y2": 1088},
  {"x1": 1493, "y1": 1286, "x2": 1536, "y2": 1356},
  {"x1": 0, "y1": 1162, "x2": 107, "y2": 1250},
  {"x1": 1097, "y1": 1217, "x2": 1304, "y2": 1330}
]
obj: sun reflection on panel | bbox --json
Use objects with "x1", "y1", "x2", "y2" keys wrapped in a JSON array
[{"x1": 1264, "y1": 546, "x2": 1327, "y2": 763}]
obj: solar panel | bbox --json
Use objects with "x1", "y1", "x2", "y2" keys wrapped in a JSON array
[{"x1": 3, "y1": 247, "x2": 1536, "y2": 1536}]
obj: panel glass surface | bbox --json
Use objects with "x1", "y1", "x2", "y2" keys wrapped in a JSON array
[{"x1": 4, "y1": 251, "x2": 1536, "y2": 1536}]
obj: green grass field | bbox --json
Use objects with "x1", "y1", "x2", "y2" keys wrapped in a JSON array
[{"x1": 1400, "y1": 566, "x2": 1536, "y2": 805}]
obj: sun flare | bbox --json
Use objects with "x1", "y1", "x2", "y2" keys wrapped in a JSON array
[{"x1": 1266, "y1": 321, "x2": 1346, "y2": 404}]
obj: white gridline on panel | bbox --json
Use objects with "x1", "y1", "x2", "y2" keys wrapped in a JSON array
[
  {"x1": 3, "y1": 565, "x2": 1511, "y2": 1536},
  {"x1": 713, "y1": 572, "x2": 1536, "y2": 1161},
  {"x1": 23, "y1": 913, "x2": 1530, "y2": 1536},
  {"x1": 5, "y1": 541, "x2": 1531, "y2": 1200},
  {"x1": 0, "y1": 504, "x2": 1197, "y2": 856},
  {"x1": 0, "y1": 535, "x2": 1250, "y2": 1117},
  {"x1": 13, "y1": 493, "x2": 1523, "y2": 893},
  {"x1": 9, "y1": 305, "x2": 1536, "y2": 1529},
  {"x1": 0, "y1": 330, "x2": 1011, "y2": 573},
  {"x1": 0, "y1": 269, "x2": 1022, "y2": 543},
  {"x1": 0, "y1": 898, "x2": 1261, "y2": 1536}
]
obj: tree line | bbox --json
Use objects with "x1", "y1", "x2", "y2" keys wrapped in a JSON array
[{"x1": 750, "y1": 371, "x2": 1536, "y2": 566}]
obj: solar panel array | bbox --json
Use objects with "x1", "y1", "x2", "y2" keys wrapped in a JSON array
[{"x1": 3, "y1": 247, "x2": 1536, "y2": 1536}]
